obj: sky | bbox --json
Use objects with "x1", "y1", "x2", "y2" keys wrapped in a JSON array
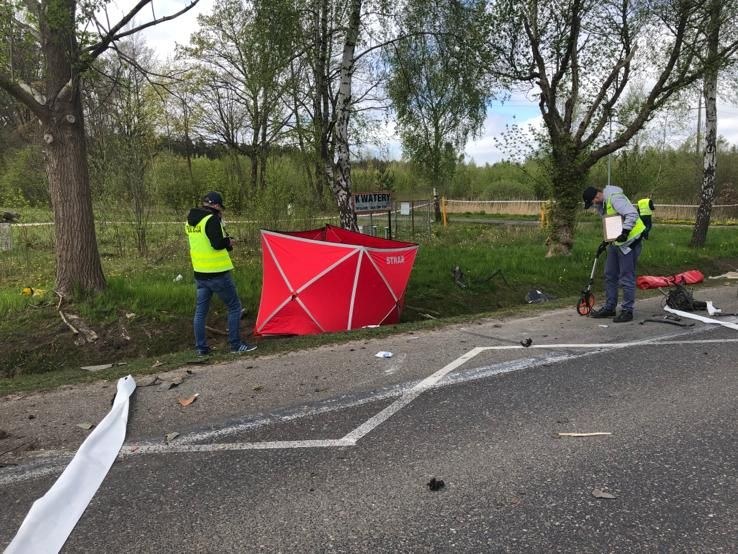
[{"x1": 110, "y1": 0, "x2": 738, "y2": 166}]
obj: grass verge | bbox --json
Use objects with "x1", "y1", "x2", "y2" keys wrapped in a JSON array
[{"x1": 1, "y1": 220, "x2": 737, "y2": 394}]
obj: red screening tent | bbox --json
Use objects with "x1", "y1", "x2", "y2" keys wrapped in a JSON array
[{"x1": 255, "y1": 225, "x2": 419, "y2": 336}]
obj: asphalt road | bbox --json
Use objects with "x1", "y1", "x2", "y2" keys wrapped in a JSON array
[{"x1": 1, "y1": 287, "x2": 737, "y2": 552}]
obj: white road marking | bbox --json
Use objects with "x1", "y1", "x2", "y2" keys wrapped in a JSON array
[
  {"x1": 121, "y1": 438, "x2": 355, "y2": 455},
  {"x1": 343, "y1": 347, "x2": 485, "y2": 442},
  {"x1": 2, "y1": 335, "x2": 736, "y2": 485}
]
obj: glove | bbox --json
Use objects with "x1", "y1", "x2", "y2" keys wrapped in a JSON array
[{"x1": 616, "y1": 229, "x2": 631, "y2": 243}]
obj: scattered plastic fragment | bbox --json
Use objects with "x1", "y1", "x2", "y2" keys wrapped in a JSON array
[
  {"x1": 173, "y1": 274, "x2": 183, "y2": 282},
  {"x1": 592, "y1": 488, "x2": 617, "y2": 499},
  {"x1": 520, "y1": 338, "x2": 533, "y2": 347},
  {"x1": 76, "y1": 423, "x2": 94, "y2": 431},
  {"x1": 558, "y1": 432, "x2": 611, "y2": 437},
  {"x1": 706, "y1": 301, "x2": 722, "y2": 316},
  {"x1": 375, "y1": 351, "x2": 393, "y2": 358},
  {"x1": 427, "y1": 477, "x2": 445, "y2": 491},
  {"x1": 80, "y1": 364, "x2": 113, "y2": 372},
  {"x1": 165, "y1": 432, "x2": 180, "y2": 443},
  {"x1": 137, "y1": 375, "x2": 160, "y2": 387},
  {"x1": 525, "y1": 289, "x2": 556, "y2": 303},
  {"x1": 177, "y1": 394, "x2": 199, "y2": 407}
]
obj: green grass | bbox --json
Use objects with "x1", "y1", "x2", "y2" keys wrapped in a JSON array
[{"x1": 1, "y1": 218, "x2": 737, "y2": 394}]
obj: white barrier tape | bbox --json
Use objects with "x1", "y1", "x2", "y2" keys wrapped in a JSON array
[
  {"x1": 5, "y1": 376, "x2": 136, "y2": 554},
  {"x1": 664, "y1": 306, "x2": 738, "y2": 330}
]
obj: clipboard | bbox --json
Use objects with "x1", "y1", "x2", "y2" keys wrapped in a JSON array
[{"x1": 603, "y1": 215, "x2": 623, "y2": 241}]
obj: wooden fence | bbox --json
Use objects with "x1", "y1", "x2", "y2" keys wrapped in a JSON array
[{"x1": 444, "y1": 199, "x2": 738, "y2": 222}]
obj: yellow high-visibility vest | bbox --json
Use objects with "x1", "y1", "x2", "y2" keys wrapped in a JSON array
[
  {"x1": 637, "y1": 198, "x2": 654, "y2": 216},
  {"x1": 606, "y1": 194, "x2": 646, "y2": 244},
  {"x1": 185, "y1": 214, "x2": 234, "y2": 273}
]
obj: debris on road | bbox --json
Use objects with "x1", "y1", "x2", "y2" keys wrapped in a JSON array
[
  {"x1": 427, "y1": 477, "x2": 445, "y2": 491},
  {"x1": 520, "y1": 338, "x2": 533, "y2": 347},
  {"x1": 592, "y1": 488, "x2": 617, "y2": 499},
  {"x1": 137, "y1": 375, "x2": 161, "y2": 387},
  {"x1": 76, "y1": 423, "x2": 94, "y2": 431},
  {"x1": 158, "y1": 374, "x2": 186, "y2": 391},
  {"x1": 640, "y1": 315, "x2": 694, "y2": 328},
  {"x1": 80, "y1": 363, "x2": 113, "y2": 372},
  {"x1": 708, "y1": 271, "x2": 738, "y2": 280},
  {"x1": 165, "y1": 432, "x2": 180, "y2": 443},
  {"x1": 177, "y1": 394, "x2": 199, "y2": 407},
  {"x1": 525, "y1": 289, "x2": 555, "y2": 303},
  {"x1": 558, "y1": 432, "x2": 611, "y2": 438},
  {"x1": 375, "y1": 351, "x2": 393, "y2": 358}
]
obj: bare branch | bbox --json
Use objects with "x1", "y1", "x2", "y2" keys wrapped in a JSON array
[
  {"x1": 0, "y1": 72, "x2": 48, "y2": 121},
  {"x1": 84, "y1": 0, "x2": 200, "y2": 65}
]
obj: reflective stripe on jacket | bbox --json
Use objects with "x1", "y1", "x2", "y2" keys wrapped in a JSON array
[{"x1": 186, "y1": 214, "x2": 234, "y2": 273}]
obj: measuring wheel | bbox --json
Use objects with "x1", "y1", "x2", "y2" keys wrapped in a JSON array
[{"x1": 576, "y1": 291, "x2": 595, "y2": 316}]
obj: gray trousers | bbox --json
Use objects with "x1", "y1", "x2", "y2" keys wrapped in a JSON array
[{"x1": 603, "y1": 240, "x2": 642, "y2": 312}]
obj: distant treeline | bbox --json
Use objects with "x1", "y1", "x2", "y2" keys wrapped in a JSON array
[{"x1": 2, "y1": 139, "x2": 738, "y2": 212}]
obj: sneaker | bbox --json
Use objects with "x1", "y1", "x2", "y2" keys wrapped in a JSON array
[
  {"x1": 196, "y1": 347, "x2": 212, "y2": 357},
  {"x1": 613, "y1": 310, "x2": 633, "y2": 323},
  {"x1": 589, "y1": 306, "x2": 616, "y2": 318},
  {"x1": 231, "y1": 343, "x2": 257, "y2": 354}
]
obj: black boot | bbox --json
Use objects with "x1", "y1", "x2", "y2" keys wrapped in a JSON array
[
  {"x1": 589, "y1": 306, "x2": 616, "y2": 318},
  {"x1": 613, "y1": 310, "x2": 633, "y2": 323}
]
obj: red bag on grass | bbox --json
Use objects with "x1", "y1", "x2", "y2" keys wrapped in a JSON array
[{"x1": 636, "y1": 270, "x2": 704, "y2": 290}]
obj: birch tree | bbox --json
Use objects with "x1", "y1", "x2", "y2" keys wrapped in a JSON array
[{"x1": 690, "y1": 0, "x2": 738, "y2": 247}]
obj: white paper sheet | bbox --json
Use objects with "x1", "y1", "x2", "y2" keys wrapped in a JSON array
[
  {"x1": 602, "y1": 214, "x2": 623, "y2": 241},
  {"x1": 5, "y1": 375, "x2": 136, "y2": 554}
]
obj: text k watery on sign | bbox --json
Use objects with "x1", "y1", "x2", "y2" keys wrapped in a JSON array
[{"x1": 352, "y1": 192, "x2": 392, "y2": 213}]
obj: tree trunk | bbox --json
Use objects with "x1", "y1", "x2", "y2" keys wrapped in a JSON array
[
  {"x1": 690, "y1": 77, "x2": 717, "y2": 247},
  {"x1": 45, "y1": 96, "x2": 107, "y2": 294},
  {"x1": 42, "y1": 0, "x2": 106, "y2": 295},
  {"x1": 330, "y1": 0, "x2": 361, "y2": 231},
  {"x1": 690, "y1": 0, "x2": 720, "y2": 248},
  {"x1": 546, "y1": 141, "x2": 585, "y2": 257},
  {"x1": 311, "y1": 0, "x2": 330, "y2": 208}
]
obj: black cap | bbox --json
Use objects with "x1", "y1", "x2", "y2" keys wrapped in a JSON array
[
  {"x1": 203, "y1": 191, "x2": 225, "y2": 209},
  {"x1": 582, "y1": 186, "x2": 598, "y2": 209}
]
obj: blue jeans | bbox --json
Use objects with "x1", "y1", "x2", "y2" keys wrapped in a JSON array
[
  {"x1": 603, "y1": 241, "x2": 642, "y2": 312},
  {"x1": 193, "y1": 272, "x2": 243, "y2": 352}
]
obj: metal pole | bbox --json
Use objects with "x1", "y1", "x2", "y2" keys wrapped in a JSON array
[{"x1": 607, "y1": 116, "x2": 612, "y2": 186}]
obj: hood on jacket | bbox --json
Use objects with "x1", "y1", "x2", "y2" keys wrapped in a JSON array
[{"x1": 187, "y1": 207, "x2": 217, "y2": 227}]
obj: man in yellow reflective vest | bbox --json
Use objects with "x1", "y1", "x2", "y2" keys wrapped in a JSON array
[
  {"x1": 186, "y1": 191, "x2": 256, "y2": 355},
  {"x1": 636, "y1": 198, "x2": 654, "y2": 240},
  {"x1": 582, "y1": 185, "x2": 646, "y2": 323}
]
